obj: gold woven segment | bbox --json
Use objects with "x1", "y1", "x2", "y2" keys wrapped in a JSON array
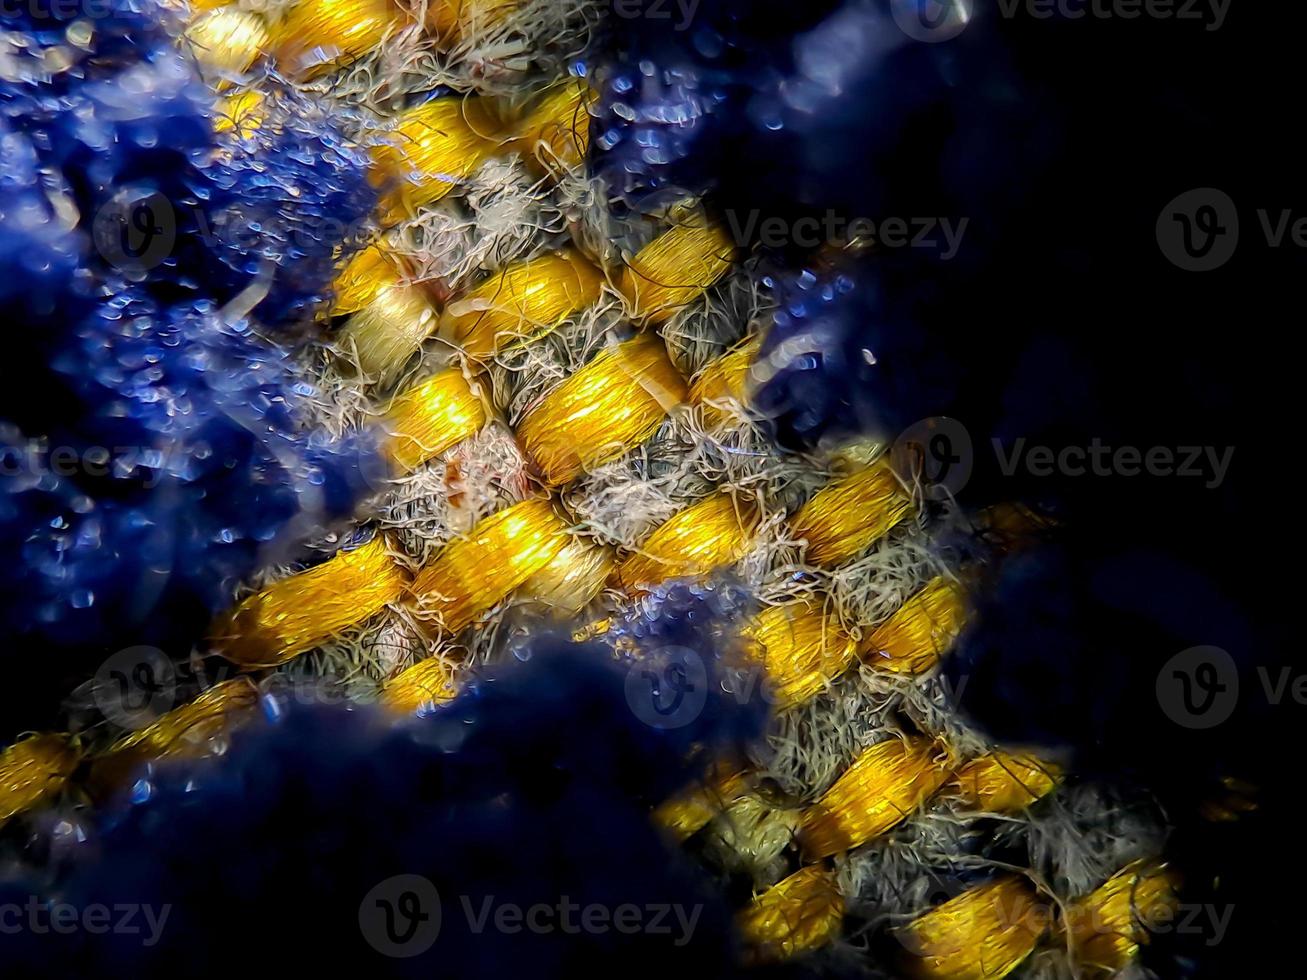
[
  {"x1": 800, "y1": 737, "x2": 952, "y2": 860},
  {"x1": 438, "y1": 249, "x2": 605, "y2": 359},
  {"x1": 612, "y1": 493, "x2": 756, "y2": 593},
  {"x1": 946, "y1": 752, "x2": 1062, "y2": 813},
  {"x1": 860, "y1": 577, "x2": 969, "y2": 675},
  {"x1": 653, "y1": 768, "x2": 748, "y2": 841},
  {"x1": 737, "y1": 866, "x2": 846, "y2": 964},
  {"x1": 381, "y1": 368, "x2": 487, "y2": 472},
  {"x1": 185, "y1": 8, "x2": 269, "y2": 80},
  {"x1": 689, "y1": 333, "x2": 763, "y2": 420},
  {"x1": 212, "y1": 536, "x2": 409, "y2": 668},
  {"x1": 269, "y1": 0, "x2": 408, "y2": 78},
  {"x1": 373, "y1": 96, "x2": 503, "y2": 223},
  {"x1": 410, "y1": 497, "x2": 571, "y2": 632},
  {"x1": 332, "y1": 242, "x2": 411, "y2": 318},
  {"x1": 507, "y1": 78, "x2": 596, "y2": 173},
  {"x1": 742, "y1": 601, "x2": 857, "y2": 709},
  {"x1": 520, "y1": 536, "x2": 616, "y2": 617},
  {"x1": 618, "y1": 217, "x2": 737, "y2": 325},
  {"x1": 516, "y1": 334, "x2": 689, "y2": 487},
  {"x1": 341, "y1": 282, "x2": 439, "y2": 385},
  {"x1": 1065, "y1": 860, "x2": 1180, "y2": 976},
  {"x1": 380, "y1": 656, "x2": 459, "y2": 714},
  {"x1": 896, "y1": 877, "x2": 1046, "y2": 980},
  {"x1": 0, "y1": 735, "x2": 79, "y2": 826},
  {"x1": 213, "y1": 89, "x2": 264, "y2": 137},
  {"x1": 791, "y1": 459, "x2": 914, "y2": 567},
  {"x1": 424, "y1": 0, "x2": 521, "y2": 38}
]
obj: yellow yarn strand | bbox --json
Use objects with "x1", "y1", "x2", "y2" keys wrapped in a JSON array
[
  {"x1": 332, "y1": 242, "x2": 410, "y2": 318},
  {"x1": 507, "y1": 78, "x2": 596, "y2": 173},
  {"x1": 519, "y1": 536, "x2": 616, "y2": 618},
  {"x1": 742, "y1": 601, "x2": 857, "y2": 709},
  {"x1": 801, "y1": 737, "x2": 952, "y2": 860},
  {"x1": 380, "y1": 656, "x2": 459, "y2": 714},
  {"x1": 184, "y1": 8, "x2": 268, "y2": 81},
  {"x1": 517, "y1": 334, "x2": 688, "y2": 487},
  {"x1": 0, "y1": 735, "x2": 79, "y2": 827},
  {"x1": 689, "y1": 333, "x2": 763, "y2": 421},
  {"x1": 1065, "y1": 860, "x2": 1180, "y2": 976},
  {"x1": 860, "y1": 576, "x2": 969, "y2": 675},
  {"x1": 381, "y1": 369, "x2": 487, "y2": 473},
  {"x1": 410, "y1": 498, "x2": 571, "y2": 633},
  {"x1": 896, "y1": 877, "x2": 1046, "y2": 980},
  {"x1": 341, "y1": 282, "x2": 439, "y2": 386},
  {"x1": 269, "y1": 0, "x2": 408, "y2": 78},
  {"x1": 213, "y1": 536, "x2": 409, "y2": 669},
  {"x1": 737, "y1": 866, "x2": 845, "y2": 964},
  {"x1": 618, "y1": 217, "x2": 737, "y2": 325},
  {"x1": 438, "y1": 250, "x2": 605, "y2": 359},
  {"x1": 791, "y1": 459, "x2": 914, "y2": 567},
  {"x1": 947, "y1": 752, "x2": 1062, "y2": 814},
  {"x1": 613, "y1": 493, "x2": 756, "y2": 593}
]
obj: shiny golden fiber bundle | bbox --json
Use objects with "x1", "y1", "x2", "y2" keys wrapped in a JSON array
[
  {"x1": 373, "y1": 97, "x2": 503, "y2": 223},
  {"x1": 742, "y1": 601, "x2": 857, "y2": 709},
  {"x1": 410, "y1": 498, "x2": 571, "y2": 633},
  {"x1": 438, "y1": 249, "x2": 605, "y2": 359},
  {"x1": 214, "y1": 88, "x2": 264, "y2": 137},
  {"x1": 653, "y1": 767, "x2": 748, "y2": 841},
  {"x1": 947, "y1": 752, "x2": 1061, "y2": 814},
  {"x1": 791, "y1": 459, "x2": 914, "y2": 568},
  {"x1": 613, "y1": 493, "x2": 756, "y2": 593},
  {"x1": 269, "y1": 0, "x2": 409, "y2": 78},
  {"x1": 896, "y1": 877, "x2": 1046, "y2": 980},
  {"x1": 213, "y1": 536, "x2": 409, "y2": 668},
  {"x1": 332, "y1": 242, "x2": 411, "y2": 318},
  {"x1": 342, "y1": 282, "x2": 439, "y2": 385},
  {"x1": 618, "y1": 217, "x2": 737, "y2": 325},
  {"x1": 382, "y1": 369, "x2": 486, "y2": 472},
  {"x1": 860, "y1": 576, "x2": 969, "y2": 675},
  {"x1": 0, "y1": 735, "x2": 79, "y2": 826},
  {"x1": 381, "y1": 655, "x2": 459, "y2": 714},
  {"x1": 516, "y1": 334, "x2": 689, "y2": 487},
  {"x1": 520, "y1": 536, "x2": 615, "y2": 617},
  {"x1": 801, "y1": 736, "x2": 951, "y2": 860},
  {"x1": 1065, "y1": 860, "x2": 1180, "y2": 976},
  {"x1": 507, "y1": 79, "x2": 596, "y2": 173},
  {"x1": 425, "y1": 0, "x2": 521, "y2": 39},
  {"x1": 689, "y1": 333, "x2": 763, "y2": 421},
  {"x1": 184, "y1": 8, "x2": 269, "y2": 81},
  {"x1": 737, "y1": 866, "x2": 845, "y2": 964}
]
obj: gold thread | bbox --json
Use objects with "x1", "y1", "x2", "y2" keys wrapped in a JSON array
[
  {"x1": 425, "y1": 0, "x2": 520, "y2": 39},
  {"x1": 507, "y1": 78, "x2": 595, "y2": 173},
  {"x1": 742, "y1": 601, "x2": 857, "y2": 710},
  {"x1": 860, "y1": 577, "x2": 969, "y2": 675},
  {"x1": 1065, "y1": 860, "x2": 1180, "y2": 976},
  {"x1": 613, "y1": 493, "x2": 756, "y2": 593},
  {"x1": 212, "y1": 536, "x2": 409, "y2": 668},
  {"x1": 184, "y1": 9, "x2": 268, "y2": 81},
  {"x1": 737, "y1": 866, "x2": 845, "y2": 964},
  {"x1": 381, "y1": 369, "x2": 487, "y2": 472},
  {"x1": 517, "y1": 334, "x2": 688, "y2": 487},
  {"x1": 410, "y1": 498, "x2": 571, "y2": 633},
  {"x1": 896, "y1": 877, "x2": 1046, "y2": 980},
  {"x1": 438, "y1": 249, "x2": 604, "y2": 359},
  {"x1": 800, "y1": 736, "x2": 951, "y2": 860},
  {"x1": 689, "y1": 333, "x2": 763, "y2": 421},
  {"x1": 519, "y1": 536, "x2": 616, "y2": 617},
  {"x1": 947, "y1": 752, "x2": 1061, "y2": 814},
  {"x1": 618, "y1": 217, "x2": 737, "y2": 325},
  {"x1": 270, "y1": 0, "x2": 408, "y2": 78},
  {"x1": 380, "y1": 656, "x2": 458, "y2": 714},
  {"x1": 213, "y1": 88, "x2": 264, "y2": 137},
  {"x1": 332, "y1": 242, "x2": 411, "y2": 318},
  {"x1": 0, "y1": 735, "x2": 79, "y2": 826},
  {"x1": 653, "y1": 768, "x2": 749, "y2": 841},
  {"x1": 341, "y1": 282, "x2": 438, "y2": 386},
  {"x1": 791, "y1": 459, "x2": 914, "y2": 567},
  {"x1": 373, "y1": 96, "x2": 502, "y2": 223}
]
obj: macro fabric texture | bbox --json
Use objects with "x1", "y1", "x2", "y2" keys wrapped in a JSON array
[{"x1": 0, "y1": 2, "x2": 1295, "y2": 979}]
